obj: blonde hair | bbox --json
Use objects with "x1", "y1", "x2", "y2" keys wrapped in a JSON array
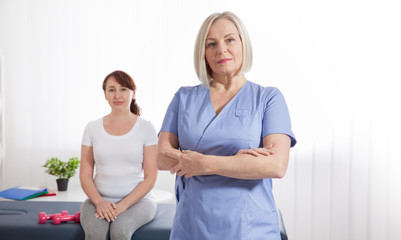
[{"x1": 194, "y1": 11, "x2": 253, "y2": 87}]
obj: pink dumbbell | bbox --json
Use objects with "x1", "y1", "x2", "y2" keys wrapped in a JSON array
[
  {"x1": 38, "y1": 211, "x2": 69, "y2": 224},
  {"x1": 52, "y1": 212, "x2": 80, "y2": 225}
]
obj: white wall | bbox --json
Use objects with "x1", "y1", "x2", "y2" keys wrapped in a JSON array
[
  {"x1": 1, "y1": 0, "x2": 400, "y2": 239},
  {"x1": 0, "y1": 50, "x2": 4, "y2": 189}
]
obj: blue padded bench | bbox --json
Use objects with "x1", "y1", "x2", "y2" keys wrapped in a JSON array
[
  {"x1": 0, "y1": 201, "x2": 174, "y2": 240},
  {"x1": 0, "y1": 201, "x2": 288, "y2": 239}
]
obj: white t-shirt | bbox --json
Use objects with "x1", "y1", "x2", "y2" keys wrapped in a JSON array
[{"x1": 82, "y1": 117, "x2": 157, "y2": 202}]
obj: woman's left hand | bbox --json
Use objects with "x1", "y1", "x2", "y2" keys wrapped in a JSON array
[
  {"x1": 236, "y1": 146, "x2": 274, "y2": 157},
  {"x1": 168, "y1": 150, "x2": 206, "y2": 178},
  {"x1": 94, "y1": 202, "x2": 130, "y2": 220}
]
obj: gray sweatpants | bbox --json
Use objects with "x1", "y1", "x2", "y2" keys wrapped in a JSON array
[{"x1": 80, "y1": 198, "x2": 157, "y2": 240}]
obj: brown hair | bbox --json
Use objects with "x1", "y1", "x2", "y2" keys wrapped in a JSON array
[{"x1": 102, "y1": 70, "x2": 141, "y2": 116}]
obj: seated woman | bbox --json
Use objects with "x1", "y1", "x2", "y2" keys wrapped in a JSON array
[{"x1": 79, "y1": 70, "x2": 157, "y2": 240}]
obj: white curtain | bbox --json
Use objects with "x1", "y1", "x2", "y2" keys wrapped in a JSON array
[
  {"x1": 0, "y1": 51, "x2": 4, "y2": 182},
  {"x1": 0, "y1": 0, "x2": 400, "y2": 239}
]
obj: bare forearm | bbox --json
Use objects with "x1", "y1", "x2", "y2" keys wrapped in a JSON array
[
  {"x1": 207, "y1": 134, "x2": 291, "y2": 179},
  {"x1": 119, "y1": 176, "x2": 156, "y2": 207},
  {"x1": 80, "y1": 175, "x2": 104, "y2": 205},
  {"x1": 170, "y1": 134, "x2": 291, "y2": 179},
  {"x1": 157, "y1": 148, "x2": 180, "y2": 170},
  {"x1": 157, "y1": 132, "x2": 181, "y2": 170},
  {"x1": 205, "y1": 153, "x2": 288, "y2": 179},
  {"x1": 80, "y1": 145, "x2": 104, "y2": 205}
]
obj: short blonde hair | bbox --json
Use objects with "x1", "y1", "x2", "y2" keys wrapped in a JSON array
[{"x1": 194, "y1": 11, "x2": 253, "y2": 87}]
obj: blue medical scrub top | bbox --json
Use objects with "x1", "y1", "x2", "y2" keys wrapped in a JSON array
[{"x1": 160, "y1": 81, "x2": 296, "y2": 240}]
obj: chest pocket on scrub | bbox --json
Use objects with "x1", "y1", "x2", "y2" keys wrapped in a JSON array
[{"x1": 235, "y1": 109, "x2": 251, "y2": 125}]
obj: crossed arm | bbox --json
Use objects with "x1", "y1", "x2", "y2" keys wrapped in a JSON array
[
  {"x1": 80, "y1": 144, "x2": 157, "y2": 222},
  {"x1": 156, "y1": 132, "x2": 291, "y2": 180}
]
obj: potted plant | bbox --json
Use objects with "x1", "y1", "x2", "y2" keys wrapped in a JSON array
[{"x1": 43, "y1": 157, "x2": 80, "y2": 191}]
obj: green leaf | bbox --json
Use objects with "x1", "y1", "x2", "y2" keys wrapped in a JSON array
[{"x1": 43, "y1": 157, "x2": 80, "y2": 180}]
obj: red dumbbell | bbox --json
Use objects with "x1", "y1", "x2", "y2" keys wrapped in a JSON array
[
  {"x1": 52, "y1": 212, "x2": 80, "y2": 225},
  {"x1": 38, "y1": 211, "x2": 69, "y2": 224}
]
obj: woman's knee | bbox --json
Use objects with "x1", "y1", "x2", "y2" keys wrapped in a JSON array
[
  {"x1": 84, "y1": 231, "x2": 109, "y2": 240},
  {"x1": 80, "y1": 199, "x2": 110, "y2": 240},
  {"x1": 110, "y1": 199, "x2": 157, "y2": 239},
  {"x1": 110, "y1": 227, "x2": 133, "y2": 240}
]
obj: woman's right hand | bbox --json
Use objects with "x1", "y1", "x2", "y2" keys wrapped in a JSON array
[{"x1": 94, "y1": 200, "x2": 117, "y2": 222}]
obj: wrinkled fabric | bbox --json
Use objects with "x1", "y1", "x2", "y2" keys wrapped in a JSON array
[{"x1": 160, "y1": 81, "x2": 296, "y2": 240}]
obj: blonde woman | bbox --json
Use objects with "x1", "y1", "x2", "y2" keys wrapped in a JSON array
[{"x1": 157, "y1": 12, "x2": 296, "y2": 239}]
